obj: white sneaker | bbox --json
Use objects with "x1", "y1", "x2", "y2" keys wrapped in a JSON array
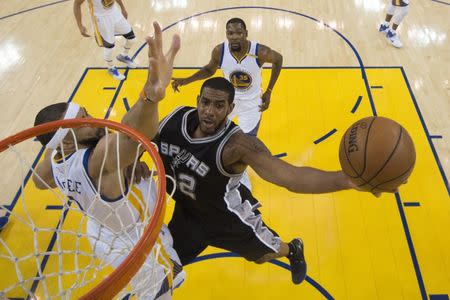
[
  {"x1": 108, "y1": 67, "x2": 126, "y2": 80},
  {"x1": 386, "y1": 30, "x2": 403, "y2": 48}
]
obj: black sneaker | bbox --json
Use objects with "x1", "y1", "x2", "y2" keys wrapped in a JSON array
[{"x1": 287, "y1": 238, "x2": 307, "y2": 284}]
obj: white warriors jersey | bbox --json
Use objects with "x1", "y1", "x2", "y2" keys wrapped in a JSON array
[
  {"x1": 51, "y1": 148, "x2": 158, "y2": 234},
  {"x1": 51, "y1": 148, "x2": 186, "y2": 296},
  {"x1": 220, "y1": 41, "x2": 263, "y2": 101},
  {"x1": 87, "y1": 0, "x2": 118, "y2": 16}
]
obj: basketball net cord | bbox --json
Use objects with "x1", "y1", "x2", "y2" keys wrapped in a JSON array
[{"x1": 0, "y1": 126, "x2": 176, "y2": 299}]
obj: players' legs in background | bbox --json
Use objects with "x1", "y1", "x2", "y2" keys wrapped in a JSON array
[
  {"x1": 114, "y1": 13, "x2": 136, "y2": 69},
  {"x1": 379, "y1": 1, "x2": 395, "y2": 33},
  {"x1": 96, "y1": 13, "x2": 126, "y2": 80},
  {"x1": 380, "y1": 0, "x2": 409, "y2": 48},
  {"x1": 102, "y1": 41, "x2": 125, "y2": 80},
  {"x1": 116, "y1": 31, "x2": 136, "y2": 68}
]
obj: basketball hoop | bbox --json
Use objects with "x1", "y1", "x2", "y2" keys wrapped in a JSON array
[{"x1": 0, "y1": 118, "x2": 171, "y2": 299}]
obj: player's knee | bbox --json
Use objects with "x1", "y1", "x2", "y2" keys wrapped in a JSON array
[
  {"x1": 123, "y1": 30, "x2": 136, "y2": 40},
  {"x1": 102, "y1": 40, "x2": 115, "y2": 49}
]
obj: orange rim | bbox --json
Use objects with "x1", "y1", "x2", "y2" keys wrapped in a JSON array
[{"x1": 0, "y1": 118, "x2": 166, "y2": 299}]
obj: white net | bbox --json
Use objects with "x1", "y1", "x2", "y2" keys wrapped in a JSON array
[{"x1": 0, "y1": 121, "x2": 177, "y2": 299}]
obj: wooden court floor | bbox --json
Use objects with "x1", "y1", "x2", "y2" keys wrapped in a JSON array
[{"x1": 0, "y1": 1, "x2": 449, "y2": 299}]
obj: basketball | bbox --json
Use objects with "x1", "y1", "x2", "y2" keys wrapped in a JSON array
[{"x1": 339, "y1": 116, "x2": 416, "y2": 193}]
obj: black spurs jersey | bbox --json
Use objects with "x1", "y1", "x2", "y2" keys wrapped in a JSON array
[{"x1": 155, "y1": 106, "x2": 246, "y2": 222}]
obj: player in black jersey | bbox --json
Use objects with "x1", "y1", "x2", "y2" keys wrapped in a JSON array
[
  {"x1": 151, "y1": 75, "x2": 397, "y2": 285},
  {"x1": 136, "y1": 25, "x2": 395, "y2": 285}
]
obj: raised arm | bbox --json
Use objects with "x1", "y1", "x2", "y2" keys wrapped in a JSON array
[
  {"x1": 88, "y1": 22, "x2": 180, "y2": 178},
  {"x1": 223, "y1": 132, "x2": 351, "y2": 194},
  {"x1": 171, "y1": 44, "x2": 222, "y2": 92},
  {"x1": 73, "y1": 0, "x2": 90, "y2": 37},
  {"x1": 257, "y1": 44, "x2": 283, "y2": 112}
]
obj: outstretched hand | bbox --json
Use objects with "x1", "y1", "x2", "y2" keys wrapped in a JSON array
[
  {"x1": 143, "y1": 22, "x2": 181, "y2": 103},
  {"x1": 344, "y1": 173, "x2": 404, "y2": 197}
]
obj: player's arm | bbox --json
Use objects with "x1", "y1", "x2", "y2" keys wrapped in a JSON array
[
  {"x1": 225, "y1": 132, "x2": 351, "y2": 194},
  {"x1": 115, "y1": 0, "x2": 128, "y2": 19},
  {"x1": 88, "y1": 22, "x2": 180, "y2": 178},
  {"x1": 33, "y1": 150, "x2": 57, "y2": 190},
  {"x1": 171, "y1": 44, "x2": 222, "y2": 92},
  {"x1": 257, "y1": 44, "x2": 283, "y2": 112},
  {"x1": 73, "y1": 0, "x2": 90, "y2": 37}
]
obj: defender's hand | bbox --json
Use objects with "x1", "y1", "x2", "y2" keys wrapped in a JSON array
[{"x1": 143, "y1": 22, "x2": 181, "y2": 103}]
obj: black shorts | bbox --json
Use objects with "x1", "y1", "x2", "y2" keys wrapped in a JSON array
[{"x1": 168, "y1": 192, "x2": 280, "y2": 265}]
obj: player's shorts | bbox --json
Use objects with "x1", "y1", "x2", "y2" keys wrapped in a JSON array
[
  {"x1": 92, "y1": 5, "x2": 132, "y2": 46},
  {"x1": 168, "y1": 185, "x2": 281, "y2": 265},
  {"x1": 228, "y1": 95, "x2": 262, "y2": 135},
  {"x1": 87, "y1": 220, "x2": 185, "y2": 299},
  {"x1": 392, "y1": 0, "x2": 409, "y2": 6}
]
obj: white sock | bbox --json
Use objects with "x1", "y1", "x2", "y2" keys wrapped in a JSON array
[
  {"x1": 103, "y1": 47, "x2": 115, "y2": 68},
  {"x1": 122, "y1": 38, "x2": 135, "y2": 56}
]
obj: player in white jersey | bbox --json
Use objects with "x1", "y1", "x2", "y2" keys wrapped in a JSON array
[
  {"x1": 74, "y1": 0, "x2": 137, "y2": 80},
  {"x1": 378, "y1": 0, "x2": 410, "y2": 48},
  {"x1": 172, "y1": 18, "x2": 283, "y2": 136},
  {"x1": 32, "y1": 22, "x2": 183, "y2": 299}
]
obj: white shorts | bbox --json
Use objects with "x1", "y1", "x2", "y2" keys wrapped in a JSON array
[
  {"x1": 228, "y1": 95, "x2": 262, "y2": 135},
  {"x1": 87, "y1": 220, "x2": 185, "y2": 299},
  {"x1": 92, "y1": 5, "x2": 132, "y2": 45}
]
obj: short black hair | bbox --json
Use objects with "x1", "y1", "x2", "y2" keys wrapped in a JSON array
[
  {"x1": 34, "y1": 102, "x2": 68, "y2": 146},
  {"x1": 226, "y1": 18, "x2": 246, "y2": 30},
  {"x1": 200, "y1": 77, "x2": 235, "y2": 104}
]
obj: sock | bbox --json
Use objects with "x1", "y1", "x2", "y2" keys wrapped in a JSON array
[
  {"x1": 103, "y1": 47, "x2": 115, "y2": 68},
  {"x1": 122, "y1": 38, "x2": 135, "y2": 56}
]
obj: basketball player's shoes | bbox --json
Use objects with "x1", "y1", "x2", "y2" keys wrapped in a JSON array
[
  {"x1": 378, "y1": 23, "x2": 390, "y2": 34},
  {"x1": 108, "y1": 66, "x2": 126, "y2": 80},
  {"x1": 116, "y1": 54, "x2": 136, "y2": 68},
  {"x1": 386, "y1": 29, "x2": 403, "y2": 48},
  {"x1": 287, "y1": 238, "x2": 307, "y2": 284}
]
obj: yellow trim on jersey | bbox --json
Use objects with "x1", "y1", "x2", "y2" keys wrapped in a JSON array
[
  {"x1": 53, "y1": 152, "x2": 74, "y2": 163},
  {"x1": 128, "y1": 186, "x2": 146, "y2": 222},
  {"x1": 156, "y1": 236, "x2": 174, "y2": 289},
  {"x1": 87, "y1": 0, "x2": 104, "y2": 47},
  {"x1": 230, "y1": 41, "x2": 251, "y2": 64}
]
